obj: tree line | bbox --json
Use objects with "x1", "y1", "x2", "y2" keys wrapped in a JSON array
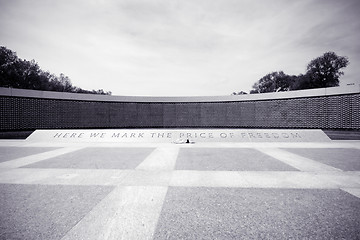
[
  {"x1": 0, "y1": 46, "x2": 111, "y2": 95},
  {"x1": 232, "y1": 51, "x2": 349, "y2": 95}
]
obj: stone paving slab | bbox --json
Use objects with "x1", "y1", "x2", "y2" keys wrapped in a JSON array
[
  {"x1": 61, "y1": 186, "x2": 168, "y2": 240},
  {"x1": 154, "y1": 187, "x2": 360, "y2": 239},
  {"x1": 0, "y1": 183, "x2": 114, "y2": 240},
  {"x1": 0, "y1": 168, "x2": 359, "y2": 189},
  {"x1": 21, "y1": 147, "x2": 155, "y2": 169},
  {"x1": 0, "y1": 147, "x2": 86, "y2": 169},
  {"x1": 17, "y1": 141, "x2": 360, "y2": 149},
  {"x1": 282, "y1": 148, "x2": 360, "y2": 171},
  {"x1": 0, "y1": 147, "x2": 59, "y2": 162},
  {"x1": 175, "y1": 148, "x2": 298, "y2": 171},
  {"x1": 257, "y1": 148, "x2": 344, "y2": 172},
  {"x1": 170, "y1": 170, "x2": 360, "y2": 189},
  {"x1": 0, "y1": 139, "x2": 359, "y2": 239}
]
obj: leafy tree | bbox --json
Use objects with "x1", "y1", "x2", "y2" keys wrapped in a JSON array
[
  {"x1": 291, "y1": 74, "x2": 311, "y2": 90},
  {"x1": 58, "y1": 73, "x2": 74, "y2": 92},
  {"x1": 0, "y1": 46, "x2": 18, "y2": 88},
  {"x1": 305, "y1": 51, "x2": 349, "y2": 88},
  {"x1": 0, "y1": 46, "x2": 111, "y2": 95},
  {"x1": 251, "y1": 71, "x2": 295, "y2": 93},
  {"x1": 247, "y1": 51, "x2": 349, "y2": 94}
]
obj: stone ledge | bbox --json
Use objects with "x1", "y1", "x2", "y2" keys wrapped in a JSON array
[
  {"x1": 0, "y1": 85, "x2": 359, "y2": 103},
  {"x1": 26, "y1": 129, "x2": 331, "y2": 143}
]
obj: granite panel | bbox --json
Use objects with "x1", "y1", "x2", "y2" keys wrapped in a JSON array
[
  {"x1": 0, "y1": 184, "x2": 114, "y2": 240},
  {"x1": 282, "y1": 148, "x2": 360, "y2": 171},
  {"x1": 21, "y1": 147, "x2": 155, "y2": 169},
  {"x1": 154, "y1": 187, "x2": 360, "y2": 239},
  {"x1": 0, "y1": 147, "x2": 59, "y2": 163},
  {"x1": 175, "y1": 148, "x2": 298, "y2": 171}
]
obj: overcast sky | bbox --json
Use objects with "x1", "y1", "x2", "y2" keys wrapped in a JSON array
[{"x1": 0, "y1": 0, "x2": 359, "y2": 96}]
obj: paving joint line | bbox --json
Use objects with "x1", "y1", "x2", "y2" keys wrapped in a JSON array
[
  {"x1": 0, "y1": 147, "x2": 87, "y2": 169},
  {"x1": 256, "y1": 147, "x2": 343, "y2": 172}
]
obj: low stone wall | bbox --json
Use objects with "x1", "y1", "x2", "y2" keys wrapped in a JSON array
[
  {"x1": 26, "y1": 129, "x2": 331, "y2": 142},
  {"x1": 0, "y1": 86, "x2": 359, "y2": 130}
]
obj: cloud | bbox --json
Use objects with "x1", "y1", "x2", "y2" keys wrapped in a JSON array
[{"x1": 0, "y1": 0, "x2": 359, "y2": 95}]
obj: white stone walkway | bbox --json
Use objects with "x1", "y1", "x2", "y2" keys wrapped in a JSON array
[{"x1": 0, "y1": 140, "x2": 359, "y2": 240}]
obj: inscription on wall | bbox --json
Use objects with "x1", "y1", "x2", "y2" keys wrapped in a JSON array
[
  {"x1": 25, "y1": 129, "x2": 331, "y2": 142},
  {"x1": 52, "y1": 131, "x2": 302, "y2": 140}
]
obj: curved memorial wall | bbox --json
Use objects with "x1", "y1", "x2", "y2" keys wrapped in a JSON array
[{"x1": 0, "y1": 86, "x2": 359, "y2": 130}]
